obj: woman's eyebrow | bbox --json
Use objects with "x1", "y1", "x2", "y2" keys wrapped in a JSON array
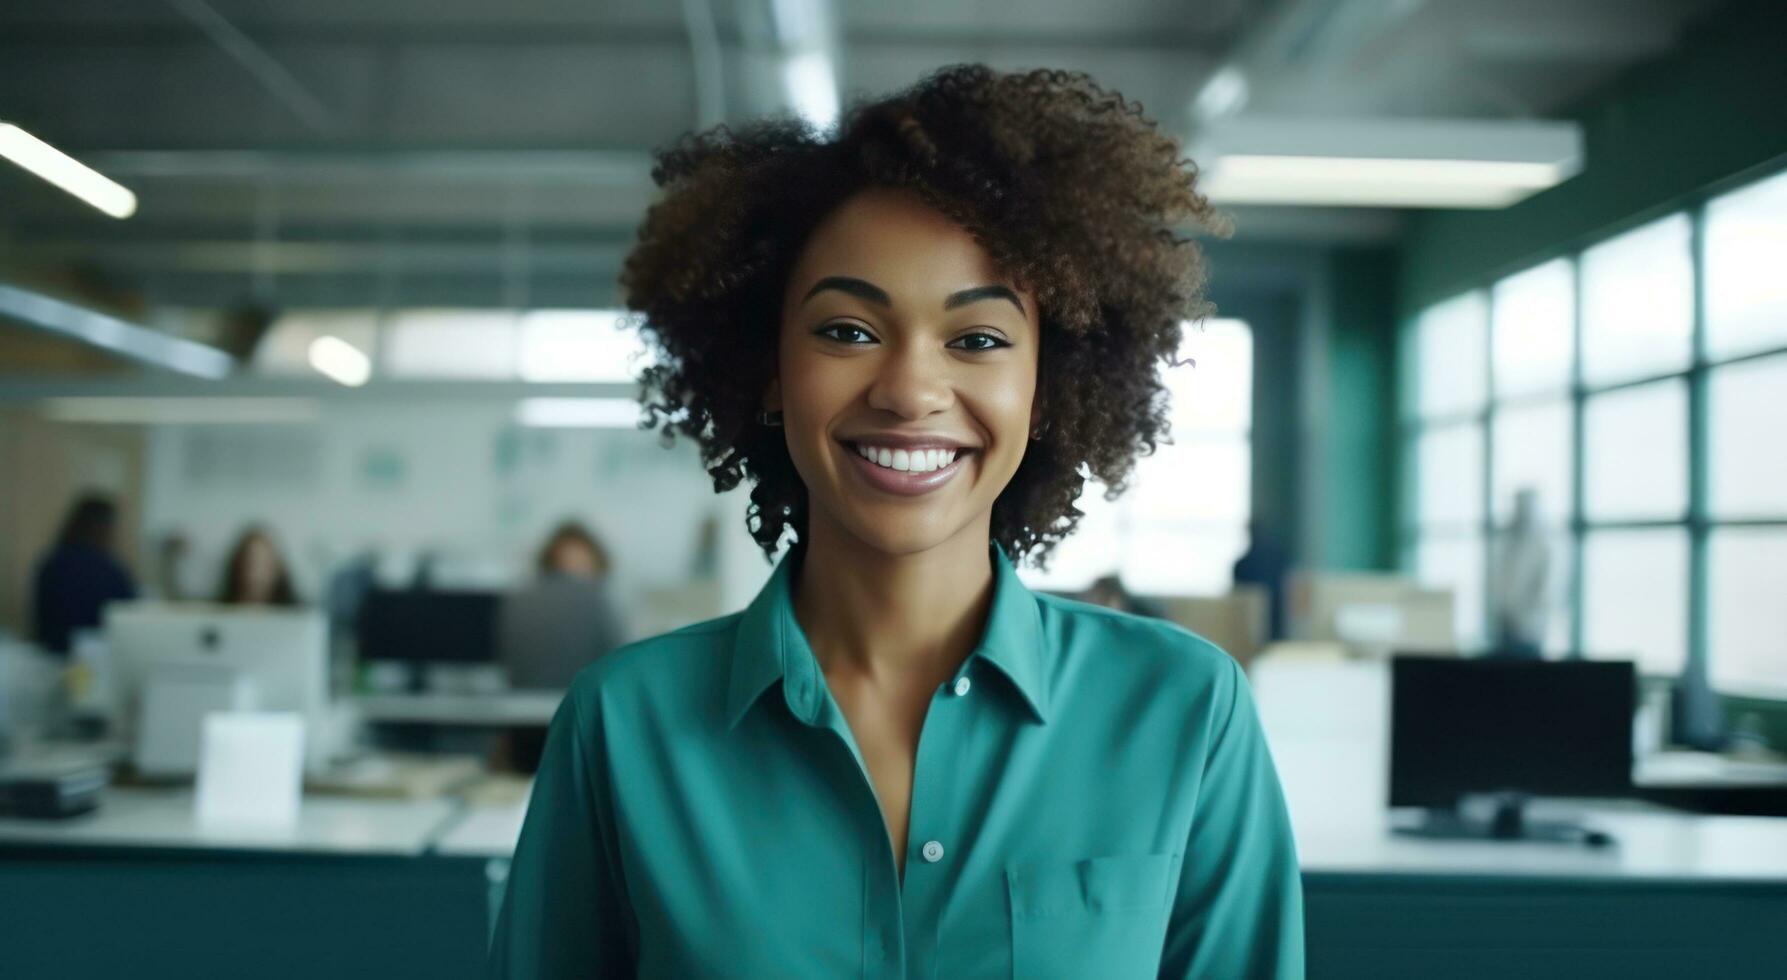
[
  {"x1": 943, "y1": 284, "x2": 1024, "y2": 315},
  {"x1": 802, "y1": 276, "x2": 890, "y2": 307},
  {"x1": 801, "y1": 276, "x2": 1024, "y2": 316}
]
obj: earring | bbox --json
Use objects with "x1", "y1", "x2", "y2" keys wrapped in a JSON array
[{"x1": 756, "y1": 410, "x2": 784, "y2": 427}]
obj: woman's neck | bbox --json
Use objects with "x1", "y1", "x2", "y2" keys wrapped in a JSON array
[{"x1": 791, "y1": 515, "x2": 997, "y2": 692}]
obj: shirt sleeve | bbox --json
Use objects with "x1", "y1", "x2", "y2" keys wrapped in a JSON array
[
  {"x1": 1158, "y1": 655, "x2": 1305, "y2": 979},
  {"x1": 488, "y1": 687, "x2": 635, "y2": 978}
]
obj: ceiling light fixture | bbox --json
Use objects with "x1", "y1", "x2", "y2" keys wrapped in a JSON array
[{"x1": 0, "y1": 122, "x2": 138, "y2": 218}]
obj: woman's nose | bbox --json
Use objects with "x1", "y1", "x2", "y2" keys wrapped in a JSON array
[{"x1": 866, "y1": 344, "x2": 953, "y2": 420}]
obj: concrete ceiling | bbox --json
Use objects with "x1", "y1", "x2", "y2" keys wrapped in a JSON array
[{"x1": 0, "y1": 0, "x2": 1730, "y2": 321}]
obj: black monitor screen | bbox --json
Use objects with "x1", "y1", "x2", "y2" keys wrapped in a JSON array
[
  {"x1": 357, "y1": 589, "x2": 500, "y2": 664},
  {"x1": 1389, "y1": 655, "x2": 1635, "y2": 807}
]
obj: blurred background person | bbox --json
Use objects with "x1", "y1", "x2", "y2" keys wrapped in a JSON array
[
  {"x1": 537, "y1": 520, "x2": 611, "y2": 580},
  {"x1": 216, "y1": 526, "x2": 302, "y2": 607},
  {"x1": 494, "y1": 520, "x2": 629, "y2": 772},
  {"x1": 1079, "y1": 572, "x2": 1167, "y2": 619},
  {"x1": 1490, "y1": 488, "x2": 1551, "y2": 659},
  {"x1": 151, "y1": 529, "x2": 192, "y2": 602},
  {"x1": 1234, "y1": 520, "x2": 1293, "y2": 643},
  {"x1": 31, "y1": 493, "x2": 138, "y2": 657},
  {"x1": 497, "y1": 520, "x2": 627, "y2": 688}
]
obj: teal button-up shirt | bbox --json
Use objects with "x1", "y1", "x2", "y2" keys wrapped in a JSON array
[{"x1": 489, "y1": 541, "x2": 1303, "y2": 979}]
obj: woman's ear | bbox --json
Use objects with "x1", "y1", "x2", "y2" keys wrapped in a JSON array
[{"x1": 761, "y1": 377, "x2": 782, "y2": 414}]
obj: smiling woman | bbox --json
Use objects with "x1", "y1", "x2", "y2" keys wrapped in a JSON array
[
  {"x1": 619, "y1": 65, "x2": 1233, "y2": 567},
  {"x1": 488, "y1": 65, "x2": 1302, "y2": 980}
]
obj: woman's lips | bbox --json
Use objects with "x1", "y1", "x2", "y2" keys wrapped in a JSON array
[{"x1": 841, "y1": 441, "x2": 970, "y2": 497}]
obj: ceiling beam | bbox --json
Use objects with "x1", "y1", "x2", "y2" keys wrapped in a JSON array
[
  {"x1": 163, "y1": 0, "x2": 337, "y2": 135},
  {"x1": 0, "y1": 282, "x2": 234, "y2": 378}
]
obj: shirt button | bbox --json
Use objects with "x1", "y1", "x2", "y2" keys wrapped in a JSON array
[
  {"x1": 921, "y1": 840, "x2": 945, "y2": 863},
  {"x1": 952, "y1": 676, "x2": 972, "y2": 697}
]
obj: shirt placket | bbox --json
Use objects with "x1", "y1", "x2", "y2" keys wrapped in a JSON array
[
  {"x1": 806, "y1": 660, "x2": 976, "y2": 980},
  {"x1": 798, "y1": 658, "x2": 908, "y2": 980},
  {"x1": 896, "y1": 662, "x2": 974, "y2": 980}
]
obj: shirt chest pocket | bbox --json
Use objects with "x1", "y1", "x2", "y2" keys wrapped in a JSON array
[{"x1": 1004, "y1": 852, "x2": 1179, "y2": 980}]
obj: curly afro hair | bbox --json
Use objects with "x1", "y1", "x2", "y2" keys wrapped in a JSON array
[{"x1": 620, "y1": 64, "x2": 1231, "y2": 567}]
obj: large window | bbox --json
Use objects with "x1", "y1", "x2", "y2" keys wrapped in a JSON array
[
  {"x1": 1705, "y1": 171, "x2": 1787, "y2": 360},
  {"x1": 1701, "y1": 169, "x2": 1787, "y2": 692},
  {"x1": 1020, "y1": 318, "x2": 1252, "y2": 596},
  {"x1": 1581, "y1": 214, "x2": 1694, "y2": 386},
  {"x1": 1403, "y1": 293, "x2": 1491, "y2": 646},
  {"x1": 1583, "y1": 379, "x2": 1688, "y2": 522},
  {"x1": 1401, "y1": 166, "x2": 1787, "y2": 693},
  {"x1": 1492, "y1": 259, "x2": 1574, "y2": 399}
]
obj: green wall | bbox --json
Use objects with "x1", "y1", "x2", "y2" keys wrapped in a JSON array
[
  {"x1": 1207, "y1": 240, "x2": 1400, "y2": 575},
  {"x1": 1315, "y1": 248, "x2": 1398, "y2": 571}
]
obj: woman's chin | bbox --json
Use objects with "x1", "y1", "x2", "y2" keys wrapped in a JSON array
[{"x1": 825, "y1": 506, "x2": 971, "y2": 558}]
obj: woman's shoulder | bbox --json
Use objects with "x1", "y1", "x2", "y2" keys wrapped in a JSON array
[
  {"x1": 562, "y1": 609, "x2": 746, "y2": 706},
  {"x1": 1033, "y1": 591, "x2": 1241, "y2": 689}
]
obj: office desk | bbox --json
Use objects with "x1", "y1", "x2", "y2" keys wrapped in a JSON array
[
  {"x1": 1276, "y1": 735, "x2": 1787, "y2": 978},
  {"x1": 7, "y1": 653, "x2": 1785, "y2": 980},
  {"x1": 1255, "y1": 656, "x2": 1787, "y2": 979},
  {"x1": 0, "y1": 787, "x2": 488, "y2": 980},
  {"x1": 433, "y1": 800, "x2": 528, "y2": 858},
  {"x1": 0, "y1": 787, "x2": 453, "y2": 856}
]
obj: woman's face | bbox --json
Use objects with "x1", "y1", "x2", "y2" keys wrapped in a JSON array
[
  {"x1": 770, "y1": 187, "x2": 1041, "y2": 558},
  {"x1": 548, "y1": 538, "x2": 600, "y2": 578}
]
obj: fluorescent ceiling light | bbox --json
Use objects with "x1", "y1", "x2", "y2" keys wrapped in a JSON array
[
  {"x1": 1194, "y1": 67, "x2": 1249, "y2": 122},
  {"x1": 1192, "y1": 117, "x2": 1583, "y2": 209},
  {"x1": 516, "y1": 398, "x2": 643, "y2": 429},
  {"x1": 1206, "y1": 156, "x2": 1567, "y2": 208},
  {"x1": 770, "y1": 0, "x2": 839, "y2": 133},
  {"x1": 782, "y1": 51, "x2": 839, "y2": 133},
  {"x1": 384, "y1": 309, "x2": 518, "y2": 379},
  {"x1": 0, "y1": 123, "x2": 138, "y2": 218},
  {"x1": 41, "y1": 397, "x2": 320, "y2": 425},
  {"x1": 307, "y1": 335, "x2": 372, "y2": 387},
  {"x1": 518, "y1": 309, "x2": 649, "y2": 383},
  {"x1": 0, "y1": 283, "x2": 233, "y2": 378}
]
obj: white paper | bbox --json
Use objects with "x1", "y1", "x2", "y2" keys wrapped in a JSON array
[{"x1": 195, "y1": 711, "x2": 305, "y2": 830}]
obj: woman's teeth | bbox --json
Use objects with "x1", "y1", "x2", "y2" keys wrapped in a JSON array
[{"x1": 853, "y1": 444, "x2": 959, "y2": 473}]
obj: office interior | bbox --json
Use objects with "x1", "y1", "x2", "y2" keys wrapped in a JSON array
[{"x1": 1, "y1": 1, "x2": 1784, "y2": 977}]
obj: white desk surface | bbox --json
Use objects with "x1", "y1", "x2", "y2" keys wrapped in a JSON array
[
  {"x1": 433, "y1": 800, "x2": 529, "y2": 858},
  {"x1": 351, "y1": 691, "x2": 563, "y2": 727},
  {"x1": 0, "y1": 787, "x2": 457, "y2": 857},
  {"x1": 430, "y1": 787, "x2": 1787, "y2": 882}
]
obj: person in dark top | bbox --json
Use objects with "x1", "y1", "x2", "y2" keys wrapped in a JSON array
[
  {"x1": 32, "y1": 493, "x2": 138, "y2": 656},
  {"x1": 495, "y1": 521, "x2": 629, "y2": 772},
  {"x1": 216, "y1": 526, "x2": 303, "y2": 607},
  {"x1": 1233, "y1": 520, "x2": 1292, "y2": 642}
]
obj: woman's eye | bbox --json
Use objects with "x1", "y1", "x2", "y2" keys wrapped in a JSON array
[
  {"x1": 817, "y1": 323, "x2": 876, "y2": 344},
  {"x1": 950, "y1": 332, "x2": 1010, "y2": 352}
]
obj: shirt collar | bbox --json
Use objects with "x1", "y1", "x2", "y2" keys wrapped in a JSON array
[{"x1": 725, "y1": 538, "x2": 1050, "y2": 731}]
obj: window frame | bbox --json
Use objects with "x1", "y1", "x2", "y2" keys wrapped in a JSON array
[{"x1": 1399, "y1": 164, "x2": 1787, "y2": 696}]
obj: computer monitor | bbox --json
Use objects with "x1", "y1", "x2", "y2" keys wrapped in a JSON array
[
  {"x1": 356, "y1": 589, "x2": 501, "y2": 664},
  {"x1": 1390, "y1": 654, "x2": 1636, "y2": 843},
  {"x1": 105, "y1": 603, "x2": 331, "y2": 775}
]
